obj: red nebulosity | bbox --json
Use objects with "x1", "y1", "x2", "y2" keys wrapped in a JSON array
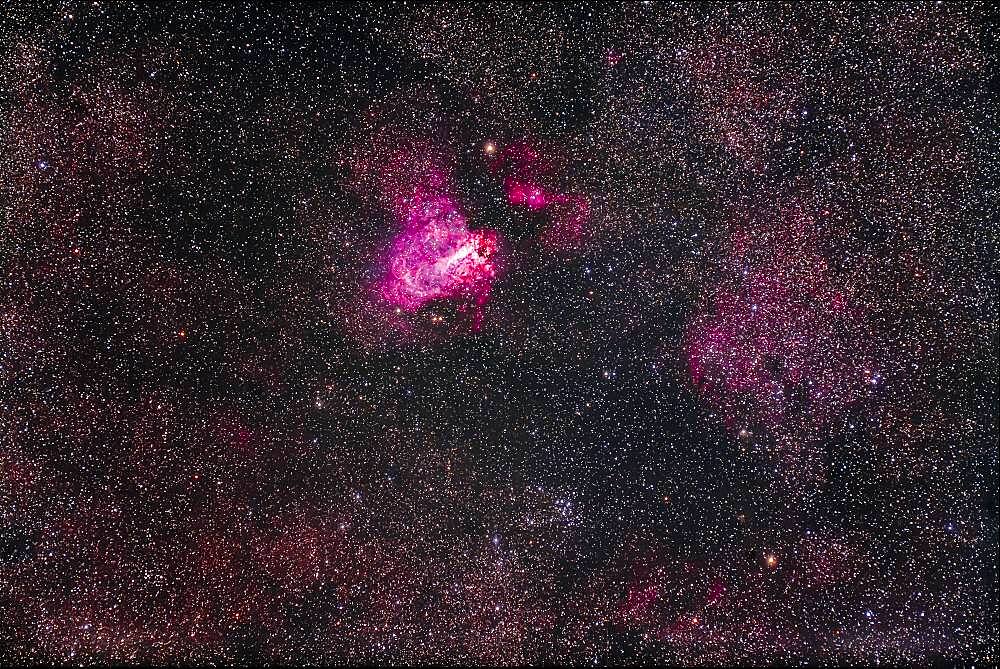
[
  {"x1": 539, "y1": 194, "x2": 592, "y2": 254},
  {"x1": 492, "y1": 141, "x2": 594, "y2": 253},
  {"x1": 373, "y1": 138, "x2": 455, "y2": 224},
  {"x1": 491, "y1": 142, "x2": 551, "y2": 210},
  {"x1": 706, "y1": 577, "x2": 726, "y2": 606},
  {"x1": 612, "y1": 546, "x2": 738, "y2": 652},
  {"x1": 348, "y1": 134, "x2": 505, "y2": 338},
  {"x1": 378, "y1": 194, "x2": 501, "y2": 315},
  {"x1": 685, "y1": 205, "x2": 878, "y2": 444},
  {"x1": 620, "y1": 581, "x2": 660, "y2": 625},
  {"x1": 342, "y1": 134, "x2": 595, "y2": 346},
  {"x1": 486, "y1": 141, "x2": 548, "y2": 178},
  {"x1": 505, "y1": 179, "x2": 548, "y2": 210}
]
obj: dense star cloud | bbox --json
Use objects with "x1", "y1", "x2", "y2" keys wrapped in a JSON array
[{"x1": 1, "y1": 2, "x2": 997, "y2": 665}]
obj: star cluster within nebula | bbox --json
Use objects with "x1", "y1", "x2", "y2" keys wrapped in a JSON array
[{"x1": 0, "y1": 2, "x2": 997, "y2": 666}]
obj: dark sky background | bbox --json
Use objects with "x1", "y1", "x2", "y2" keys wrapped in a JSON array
[{"x1": 1, "y1": 2, "x2": 997, "y2": 665}]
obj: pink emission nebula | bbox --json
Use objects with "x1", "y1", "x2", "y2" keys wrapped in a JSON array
[{"x1": 378, "y1": 195, "x2": 501, "y2": 317}]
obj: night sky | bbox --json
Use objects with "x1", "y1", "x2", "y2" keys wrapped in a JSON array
[{"x1": 1, "y1": 2, "x2": 997, "y2": 665}]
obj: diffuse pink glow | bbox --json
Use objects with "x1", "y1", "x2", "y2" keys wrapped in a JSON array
[
  {"x1": 378, "y1": 195, "x2": 500, "y2": 313},
  {"x1": 496, "y1": 143, "x2": 594, "y2": 252},
  {"x1": 505, "y1": 179, "x2": 548, "y2": 210},
  {"x1": 361, "y1": 136, "x2": 504, "y2": 331},
  {"x1": 539, "y1": 194, "x2": 591, "y2": 253},
  {"x1": 685, "y1": 207, "x2": 878, "y2": 438},
  {"x1": 351, "y1": 135, "x2": 595, "y2": 342}
]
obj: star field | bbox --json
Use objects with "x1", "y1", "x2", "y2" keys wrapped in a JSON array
[{"x1": 1, "y1": 2, "x2": 997, "y2": 665}]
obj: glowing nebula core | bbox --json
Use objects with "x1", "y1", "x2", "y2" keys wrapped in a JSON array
[
  {"x1": 356, "y1": 135, "x2": 594, "y2": 340},
  {"x1": 378, "y1": 195, "x2": 501, "y2": 313}
]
